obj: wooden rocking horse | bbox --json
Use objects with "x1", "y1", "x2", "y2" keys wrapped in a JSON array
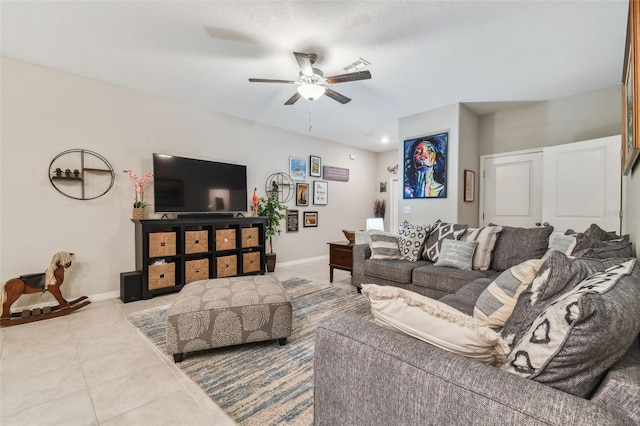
[{"x1": 0, "y1": 252, "x2": 91, "y2": 326}]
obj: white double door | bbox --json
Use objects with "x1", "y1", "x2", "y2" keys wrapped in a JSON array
[{"x1": 481, "y1": 135, "x2": 621, "y2": 233}]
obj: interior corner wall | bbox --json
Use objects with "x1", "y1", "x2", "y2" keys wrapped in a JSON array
[
  {"x1": 478, "y1": 86, "x2": 622, "y2": 156},
  {"x1": 622, "y1": 168, "x2": 640, "y2": 259},
  {"x1": 457, "y1": 104, "x2": 480, "y2": 227},
  {"x1": 398, "y1": 104, "x2": 460, "y2": 225},
  {"x1": 0, "y1": 57, "x2": 377, "y2": 305},
  {"x1": 375, "y1": 149, "x2": 398, "y2": 231}
]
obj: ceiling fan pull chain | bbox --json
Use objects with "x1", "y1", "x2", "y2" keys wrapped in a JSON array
[{"x1": 308, "y1": 101, "x2": 313, "y2": 132}]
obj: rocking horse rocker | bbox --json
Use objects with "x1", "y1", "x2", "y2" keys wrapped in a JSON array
[{"x1": 0, "y1": 252, "x2": 91, "y2": 326}]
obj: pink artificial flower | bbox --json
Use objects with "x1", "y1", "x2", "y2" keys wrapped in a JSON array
[{"x1": 123, "y1": 169, "x2": 153, "y2": 208}]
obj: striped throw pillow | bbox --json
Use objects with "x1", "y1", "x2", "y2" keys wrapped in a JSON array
[
  {"x1": 433, "y1": 239, "x2": 477, "y2": 270},
  {"x1": 473, "y1": 258, "x2": 545, "y2": 328},
  {"x1": 462, "y1": 226, "x2": 503, "y2": 271},
  {"x1": 368, "y1": 231, "x2": 402, "y2": 260}
]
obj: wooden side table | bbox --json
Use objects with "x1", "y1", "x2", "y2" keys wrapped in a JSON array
[{"x1": 328, "y1": 241, "x2": 354, "y2": 282}]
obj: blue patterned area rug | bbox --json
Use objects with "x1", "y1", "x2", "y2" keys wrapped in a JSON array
[{"x1": 127, "y1": 278, "x2": 372, "y2": 425}]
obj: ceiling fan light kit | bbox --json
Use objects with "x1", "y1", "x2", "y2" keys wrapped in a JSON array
[
  {"x1": 249, "y1": 51, "x2": 372, "y2": 106},
  {"x1": 297, "y1": 84, "x2": 325, "y2": 100}
]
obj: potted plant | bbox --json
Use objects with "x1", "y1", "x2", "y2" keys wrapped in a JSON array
[{"x1": 257, "y1": 191, "x2": 287, "y2": 272}]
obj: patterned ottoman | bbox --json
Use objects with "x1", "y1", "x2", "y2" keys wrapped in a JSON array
[{"x1": 166, "y1": 275, "x2": 292, "y2": 362}]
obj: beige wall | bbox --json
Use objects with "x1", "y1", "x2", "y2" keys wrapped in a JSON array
[{"x1": 1, "y1": 57, "x2": 378, "y2": 305}]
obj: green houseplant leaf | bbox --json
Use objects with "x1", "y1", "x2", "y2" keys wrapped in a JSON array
[{"x1": 257, "y1": 192, "x2": 287, "y2": 254}]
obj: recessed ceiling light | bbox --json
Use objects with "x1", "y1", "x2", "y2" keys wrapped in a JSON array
[{"x1": 381, "y1": 137, "x2": 390, "y2": 143}]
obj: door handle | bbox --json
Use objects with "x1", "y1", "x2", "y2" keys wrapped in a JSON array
[
  {"x1": 535, "y1": 222, "x2": 541, "y2": 226},
  {"x1": 542, "y1": 222, "x2": 550, "y2": 227}
]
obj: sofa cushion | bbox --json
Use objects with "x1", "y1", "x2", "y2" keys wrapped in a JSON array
[
  {"x1": 412, "y1": 264, "x2": 491, "y2": 296},
  {"x1": 434, "y1": 239, "x2": 477, "y2": 270},
  {"x1": 501, "y1": 259, "x2": 638, "y2": 398},
  {"x1": 362, "y1": 284, "x2": 509, "y2": 365},
  {"x1": 461, "y1": 226, "x2": 503, "y2": 270},
  {"x1": 473, "y1": 259, "x2": 545, "y2": 329},
  {"x1": 573, "y1": 239, "x2": 634, "y2": 259},
  {"x1": 501, "y1": 252, "x2": 629, "y2": 348},
  {"x1": 369, "y1": 231, "x2": 402, "y2": 260},
  {"x1": 423, "y1": 220, "x2": 467, "y2": 262},
  {"x1": 491, "y1": 225, "x2": 553, "y2": 271},
  {"x1": 398, "y1": 222, "x2": 432, "y2": 261},
  {"x1": 365, "y1": 259, "x2": 430, "y2": 284},
  {"x1": 439, "y1": 278, "x2": 494, "y2": 315}
]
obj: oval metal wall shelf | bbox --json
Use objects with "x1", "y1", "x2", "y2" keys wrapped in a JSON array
[
  {"x1": 264, "y1": 172, "x2": 294, "y2": 203},
  {"x1": 49, "y1": 149, "x2": 115, "y2": 200}
]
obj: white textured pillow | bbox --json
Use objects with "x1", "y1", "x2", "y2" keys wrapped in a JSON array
[
  {"x1": 462, "y1": 226, "x2": 503, "y2": 270},
  {"x1": 434, "y1": 239, "x2": 477, "y2": 270},
  {"x1": 542, "y1": 233, "x2": 577, "y2": 259},
  {"x1": 362, "y1": 284, "x2": 509, "y2": 365},
  {"x1": 473, "y1": 259, "x2": 545, "y2": 328},
  {"x1": 368, "y1": 231, "x2": 402, "y2": 260}
]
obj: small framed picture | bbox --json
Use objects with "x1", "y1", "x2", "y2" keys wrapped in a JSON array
[
  {"x1": 309, "y1": 155, "x2": 322, "y2": 177},
  {"x1": 289, "y1": 157, "x2": 307, "y2": 181},
  {"x1": 464, "y1": 170, "x2": 475, "y2": 202},
  {"x1": 286, "y1": 209, "x2": 299, "y2": 232},
  {"x1": 296, "y1": 182, "x2": 309, "y2": 206},
  {"x1": 313, "y1": 180, "x2": 328, "y2": 205},
  {"x1": 303, "y1": 211, "x2": 318, "y2": 227}
]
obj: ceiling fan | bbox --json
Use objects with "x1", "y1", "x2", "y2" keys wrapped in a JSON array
[{"x1": 248, "y1": 52, "x2": 371, "y2": 105}]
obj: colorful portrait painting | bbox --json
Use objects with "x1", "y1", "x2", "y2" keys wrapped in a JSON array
[{"x1": 403, "y1": 132, "x2": 448, "y2": 199}]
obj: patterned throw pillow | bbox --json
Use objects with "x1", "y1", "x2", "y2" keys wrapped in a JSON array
[
  {"x1": 473, "y1": 259, "x2": 545, "y2": 328},
  {"x1": 362, "y1": 284, "x2": 509, "y2": 365},
  {"x1": 433, "y1": 239, "x2": 477, "y2": 270},
  {"x1": 368, "y1": 231, "x2": 402, "y2": 260},
  {"x1": 500, "y1": 251, "x2": 625, "y2": 348},
  {"x1": 423, "y1": 220, "x2": 468, "y2": 262},
  {"x1": 398, "y1": 222, "x2": 432, "y2": 261},
  {"x1": 501, "y1": 259, "x2": 637, "y2": 397},
  {"x1": 461, "y1": 226, "x2": 503, "y2": 270}
]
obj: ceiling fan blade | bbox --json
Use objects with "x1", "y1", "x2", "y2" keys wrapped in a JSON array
[
  {"x1": 294, "y1": 52, "x2": 314, "y2": 77},
  {"x1": 249, "y1": 78, "x2": 296, "y2": 84},
  {"x1": 324, "y1": 89, "x2": 351, "y2": 104},
  {"x1": 284, "y1": 92, "x2": 302, "y2": 105},
  {"x1": 326, "y1": 70, "x2": 372, "y2": 84}
]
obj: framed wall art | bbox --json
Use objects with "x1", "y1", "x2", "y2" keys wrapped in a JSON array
[
  {"x1": 309, "y1": 155, "x2": 322, "y2": 177},
  {"x1": 286, "y1": 209, "x2": 299, "y2": 232},
  {"x1": 304, "y1": 211, "x2": 318, "y2": 227},
  {"x1": 313, "y1": 180, "x2": 328, "y2": 205},
  {"x1": 464, "y1": 170, "x2": 475, "y2": 202},
  {"x1": 623, "y1": 0, "x2": 640, "y2": 176},
  {"x1": 403, "y1": 132, "x2": 448, "y2": 198},
  {"x1": 296, "y1": 182, "x2": 309, "y2": 206},
  {"x1": 289, "y1": 157, "x2": 307, "y2": 180}
]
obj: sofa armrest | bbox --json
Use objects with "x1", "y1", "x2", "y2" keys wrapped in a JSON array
[
  {"x1": 314, "y1": 317, "x2": 633, "y2": 426},
  {"x1": 351, "y1": 243, "x2": 371, "y2": 288}
]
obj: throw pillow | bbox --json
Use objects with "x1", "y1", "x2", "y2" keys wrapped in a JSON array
[
  {"x1": 362, "y1": 284, "x2": 509, "y2": 365},
  {"x1": 490, "y1": 224, "x2": 553, "y2": 271},
  {"x1": 542, "y1": 233, "x2": 577, "y2": 259},
  {"x1": 473, "y1": 259, "x2": 545, "y2": 328},
  {"x1": 368, "y1": 231, "x2": 402, "y2": 260},
  {"x1": 500, "y1": 252, "x2": 626, "y2": 348},
  {"x1": 398, "y1": 222, "x2": 432, "y2": 262},
  {"x1": 461, "y1": 226, "x2": 503, "y2": 270},
  {"x1": 434, "y1": 239, "x2": 477, "y2": 270},
  {"x1": 501, "y1": 259, "x2": 638, "y2": 397},
  {"x1": 423, "y1": 220, "x2": 468, "y2": 262},
  {"x1": 582, "y1": 223, "x2": 622, "y2": 241}
]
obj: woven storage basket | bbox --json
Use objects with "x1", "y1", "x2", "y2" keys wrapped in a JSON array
[
  {"x1": 241, "y1": 227, "x2": 260, "y2": 248},
  {"x1": 216, "y1": 255, "x2": 237, "y2": 278},
  {"x1": 242, "y1": 251, "x2": 261, "y2": 273},
  {"x1": 185, "y1": 258, "x2": 209, "y2": 283},
  {"x1": 185, "y1": 230, "x2": 209, "y2": 254},
  {"x1": 148, "y1": 262, "x2": 175, "y2": 290},
  {"x1": 149, "y1": 232, "x2": 176, "y2": 258},
  {"x1": 216, "y1": 229, "x2": 236, "y2": 251}
]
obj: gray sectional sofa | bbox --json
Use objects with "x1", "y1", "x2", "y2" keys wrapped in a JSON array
[{"x1": 314, "y1": 224, "x2": 640, "y2": 425}]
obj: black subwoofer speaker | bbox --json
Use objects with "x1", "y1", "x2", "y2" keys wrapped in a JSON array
[{"x1": 120, "y1": 271, "x2": 142, "y2": 303}]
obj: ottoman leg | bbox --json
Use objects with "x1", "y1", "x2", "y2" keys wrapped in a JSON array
[
  {"x1": 278, "y1": 337, "x2": 287, "y2": 346},
  {"x1": 173, "y1": 353, "x2": 185, "y2": 363}
]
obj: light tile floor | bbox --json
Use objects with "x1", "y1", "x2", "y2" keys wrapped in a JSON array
[{"x1": 0, "y1": 258, "x2": 353, "y2": 425}]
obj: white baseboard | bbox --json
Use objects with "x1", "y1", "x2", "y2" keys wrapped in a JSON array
[
  {"x1": 10, "y1": 290, "x2": 120, "y2": 313},
  {"x1": 277, "y1": 255, "x2": 328, "y2": 268}
]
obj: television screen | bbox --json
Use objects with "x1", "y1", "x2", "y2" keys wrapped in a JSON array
[{"x1": 153, "y1": 153, "x2": 248, "y2": 214}]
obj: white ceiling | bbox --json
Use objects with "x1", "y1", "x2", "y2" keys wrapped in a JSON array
[{"x1": 1, "y1": 1, "x2": 628, "y2": 153}]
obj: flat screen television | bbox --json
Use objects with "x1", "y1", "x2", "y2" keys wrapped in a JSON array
[{"x1": 153, "y1": 153, "x2": 248, "y2": 215}]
